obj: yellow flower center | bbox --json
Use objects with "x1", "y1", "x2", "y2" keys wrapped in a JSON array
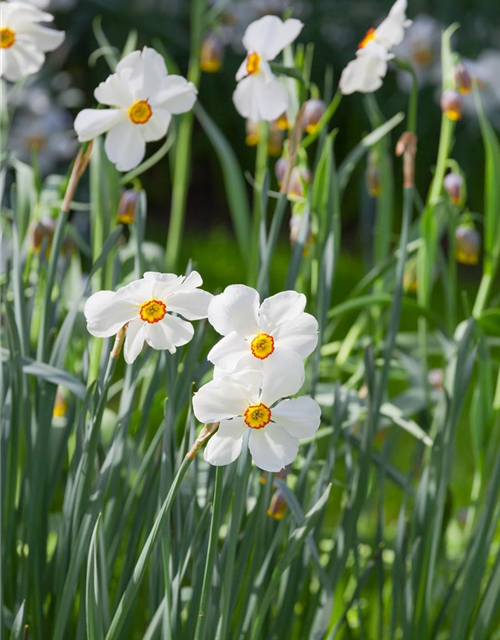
[
  {"x1": 276, "y1": 114, "x2": 289, "y2": 131},
  {"x1": 413, "y1": 48, "x2": 434, "y2": 67},
  {"x1": 246, "y1": 51, "x2": 261, "y2": 75},
  {"x1": 358, "y1": 27, "x2": 376, "y2": 49},
  {"x1": 444, "y1": 106, "x2": 461, "y2": 121},
  {"x1": 128, "y1": 100, "x2": 153, "y2": 125},
  {"x1": 244, "y1": 403, "x2": 271, "y2": 429},
  {"x1": 1, "y1": 28, "x2": 16, "y2": 49},
  {"x1": 140, "y1": 299, "x2": 166, "y2": 323},
  {"x1": 250, "y1": 333, "x2": 275, "y2": 360}
]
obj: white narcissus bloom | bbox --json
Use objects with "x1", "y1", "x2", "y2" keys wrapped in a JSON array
[
  {"x1": 74, "y1": 47, "x2": 197, "y2": 171},
  {"x1": 207, "y1": 285, "x2": 318, "y2": 377},
  {"x1": 339, "y1": 0, "x2": 411, "y2": 95},
  {"x1": 84, "y1": 271, "x2": 212, "y2": 364},
  {"x1": 393, "y1": 15, "x2": 442, "y2": 90},
  {"x1": 0, "y1": 1, "x2": 65, "y2": 83},
  {"x1": 233, "y1": 15, "x2": 303, "y2": 122},
  {"x1": 193, "y1": 362, "x2": 321, "y2": 472}
]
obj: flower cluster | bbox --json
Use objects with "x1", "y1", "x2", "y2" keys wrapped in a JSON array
[
  {"x1": 193, "y1": 285, "x2": 321, "y2": 472},
  {"x1": 84, "y1": 279, "x2": 321, "y2": 473}
]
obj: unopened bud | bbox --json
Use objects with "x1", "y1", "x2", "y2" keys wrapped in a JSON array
[
  {"x1": 29, "y1": 217, "x2": 55, "y2": 253},
  {"x1": 454, "y1": 63, "x2": 472, "y2": 95},
  {"x1": 276, "y1": 112, "x2": 289, "y2": 131},
  {"x1": 302, "y1": 99, "x2": 325, "y2": 134},
  {"x1": 455, "y1": 225, "x2": 480, "y2": 265},
  {"x1": 200, "y1": 33, "x2": 224, "y2": 73},
  {"x1": 440, "y1": 89, "x2": 462, "y2": 121},
  {"x1": 366, "y1": 151, "x2": 381, "y2": 197},
  {"x1": 245, "y1": 120, "x2": 260, "y2": 147},
  {"x1": 290, "y1": 213, "x2": 314, "y2": 255},
  {"x1": 268, "y1": 120, "x2": 285, "y2": 157},
  {"x1": 117, "y1": 189, "x2": 140, "y2": 224},
  {"x1": 275, "y1": 157, "x2": 288, "y2": 186},
  {"x1": 443, "y1": 172, "x2": 464, "y2": 206},
  {"x1": 53, "y1": 388, "x2": 67, "y2": 418},
  {"x1": 287, "y1": 166, "x2": 311, "y2": 198},
  {"x1": 403, "y1": 261, "x2": 418, "y2": 294},
  {"x1": 267, "y1": 490, "x2": 287, "y2": 520},
  {"x1": 428, "y1": 368, "x2": 444, "y2": 390}
]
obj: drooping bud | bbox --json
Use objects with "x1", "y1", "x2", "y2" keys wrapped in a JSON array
[
  {"x1": 245, "y1": 120, "x2": 260, "y2": 147},
  {"x1": 454, "y1": 63, "x2": 472, "y2": 95},
  {"x1": 274, "y1": 157, "x2": 288, "y2": 186},
  {"x1": 443, "y1": 172, "x2": 464, "y2": 206},
  {"x1": 29, "y1": 217, "x2": 55, "y2": 253},
  {"x1": 117, "y1": 189, "x2": 141, "y2": 224},
  {"x1": 268, "y1": 120, "x2": 285, "y2": 157},
  {"x1": 267, "y1": 490, "x2": 287, "y2": 520},
  {"x1": 276, "y1": 112, "x2": 289, "y2": 131},
  {"x1": 287, "y1": 166, "x2": 311, "y2": 198},
  {"x1": 302, "y1": 99, "x2": 325, "y2": 134},
  {"x1": 53, "y1": 388, "x2": 67, "y2": 418},
  {"x1": 455, "y1": 224, "x2": 480, "y2": 265},
  {"x1": 428, "y1": 368, "x2": 444, "y2": 390},
  {"x1": 200, "y1": 33, "x2": 224, "y2": 73},
  {"x1": 365, "y1": 151, "x2": 381, "y2": 197},
  {"x1": 290, "y1": 213, "x2": 314, "y2": 255},
  {"x1": 440, "y1": 89, "x2": 462, "y2": 121}
]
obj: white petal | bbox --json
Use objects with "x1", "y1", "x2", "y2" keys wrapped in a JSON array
[
  {"x1": 104, "y1": 121, "x2": 146, "y2": 171},
  {"x1": 208, "y1": 285, "x2": 260, "y2": 338},
  {"x1": 339, "y1": 46, "x2": 389, "y2": 95},
  {"x1": 124, "y1": 318, "x2": 146, "y2": 364},
  {"x1": 207, "y1": 332, "x2": 250, "y2": 371},
  {"x1": 22, "y1": 23, "x2": 65, "y2": 52},
  {"x1": 248, "y1": 423, "x2": 298, "y2": 472},
  {"x1": 145, "y1": 314, "x2": 194, "y2": 353},
  {"x1": 272, "y1": 397, "x2": 321, "y2": 438},
  {"x1": 116, "y1": 47, "x2": 168, "y2": 100},
  {"x1": 193, "y1": 374, "x2": 259, "y2": 424},
  {"x1": 2, "y1": 2, "x2": 54, "y2": 27},
  {"x1": 84, "y1": 290, "x2": 137, "y2": 338},
  {"x1": 151, "y1": 76, "x2": 198, "y2": 114},
  {"x1": 260, "y1": 349, "x2": 305, "y2": 406},
  {"x1": 243, "y1": 16, "x2": 303, "y2": 61},
  {"x1": 1, "y1": 42, "x2": 44, "y2": 82},
  {"x1": 94, "y1": 72, "x2": 134, "y2": 107},
  {"x1": 204, "y1": 418, "x2": 247, "y2": 466},
  {"x1": 273, "y1": 312, "x2": 318, "y2": 359},
  {"x1": 116, "y1": 278, "x2": 153, "y2": 305},
  {"x1": 74, "y1": 108, "x2": 125, "y2": 142},
  {"x1": 259, "y1": 290, "x2": 306, "y2": 334},
  {"x1": 150, "y1": 270, "x2": 203, "y2": 301},
  {"x1": 235, "y1": 57, "x2": 249, "y2": 81},
  {"x1": 166, "y1": 289, "x2": 212, "y2": 320},
  {"x1": 140, "y1": 109, "x2": 172, "y2": 142},
  {"x1": 233, "y1": 74, "x2": 289, "y2": 122},
  {"x1": 376, "y1": 0, "x2": 410, "y2": 49}
]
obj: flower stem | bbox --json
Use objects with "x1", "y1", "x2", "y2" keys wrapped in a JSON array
[{"x1": 249, "y1": 122, "x2": 269, "y2": 285}]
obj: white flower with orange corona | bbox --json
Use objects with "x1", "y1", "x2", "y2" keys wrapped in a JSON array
[
  {"x1": 192, "y1": 361, "x2": 321, "y2": 472},
  {"x1": 339, "y1": 0, "x2": 411, "y2": 95},
  {"x1": 74, "y1": 47, "x2": 197, "y2": 171},
  {"x1": 84, "y1": 271, "x2": 212, "y2": 364},
  {"x1": 0, "y1": 0, "x2": 65, "y2": 82},
  {"x1": 207, "y1": 285, "x2": 318, "y2": 378},
  {"x1": 233, "y1": 15, "x2": 303, "y2": 122}
]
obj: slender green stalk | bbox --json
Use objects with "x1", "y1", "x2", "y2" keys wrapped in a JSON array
[
  {"x1": 165, "y1": 0, "x2": 205, "y2": 271},
  {"x1": 249, "y1": 122, "x2": 269, "y2": 285},
  {"x1": 194, "y1": 466, "x2": 224, "y2": 640}
]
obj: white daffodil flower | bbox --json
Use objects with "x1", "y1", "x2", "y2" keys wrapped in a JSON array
[
  {"x1": 233, "y1": 15, "x2": 303, "y2": 122},
  {"x1": 192, "y1": 363, "x2": 321, "y2": 472},
  {"x1": 74, "y1": 47, "x2": 197, "y2": 171},
  {"x1": 207, "y1": 285, "x2": 318, "y2": 378},
  {"x1": 84, "y1": 271, "x2": 212, "y2": 364},
  {"x1": 393, "y1": 15, "x2": 441, "y2": 90},
  {"x1": 339, "y1": 0, "x2": 411, "y2": 95},
  {"x1": 0, "y1": 1, "x2": 65, "y2": 83}
]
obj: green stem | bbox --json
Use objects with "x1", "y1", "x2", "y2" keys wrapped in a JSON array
[
  {"x1": 165, "y1": 0, "x2": 204, "y2": 271},
  {"x1": 249, "y1": 122, "x2": 269, "y2": 286},
  {"x1": 194, "y1": 466, "x2": 224, "y2": 640}
]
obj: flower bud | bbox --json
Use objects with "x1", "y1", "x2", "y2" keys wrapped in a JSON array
[
  {"x1": 428, "y1": 368, "x2": 444, "y2": 390},
  {"x1": 287, "y1": 166, "x2": 311, "y2": 198},
  {"x1": 290, "y1": 213, "x2": 314, "y2": 255},
  {"x1": 443, "y1": 172, "x2": 464, "y2": 206},
  {"x1": 403, "y1": 260, "x2": 418, "y2": 293},
  {"x1": 440, "y1": 89, "x2": 462, "y2": 121},
  {"x1": 268, "y1": 120, "x2": 285, "y2": 157},
  {"x1": 200, "y1": 33, "x2": 224, "y2": 73},
  {"x1": 245, "y1": 120, "x2": 260, "y2": 147},
  {"x1": 302, "y1": 99, "x2": 325, "y2": 134},
  {"x1": 454, "y1": 63, "x2": 472, "y2": 95},
  {"x1": 117, "y1": 189, "x2": 140, "y2": 224},
  {"x1": 267, "y1": 490, "x2": 287, "y2": 520},
  {"x1": 53, "y1": 388, "x2": 67, "y2": 418},
  {"x1": 274, "y1": 156, "x2": 288, "y2": 186},
  {"x1": 365, "y1": 151, "x2": 381, "y2": 197},
  {"x1": 455, "y1": 225, "x2": 480, "y2": 265},
  {"x1": 276, "y1": 112, "x2": 289, "y2": 131},
  {"x1": 29, "y1": 217, "x2": 55, "y2": 253}
]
